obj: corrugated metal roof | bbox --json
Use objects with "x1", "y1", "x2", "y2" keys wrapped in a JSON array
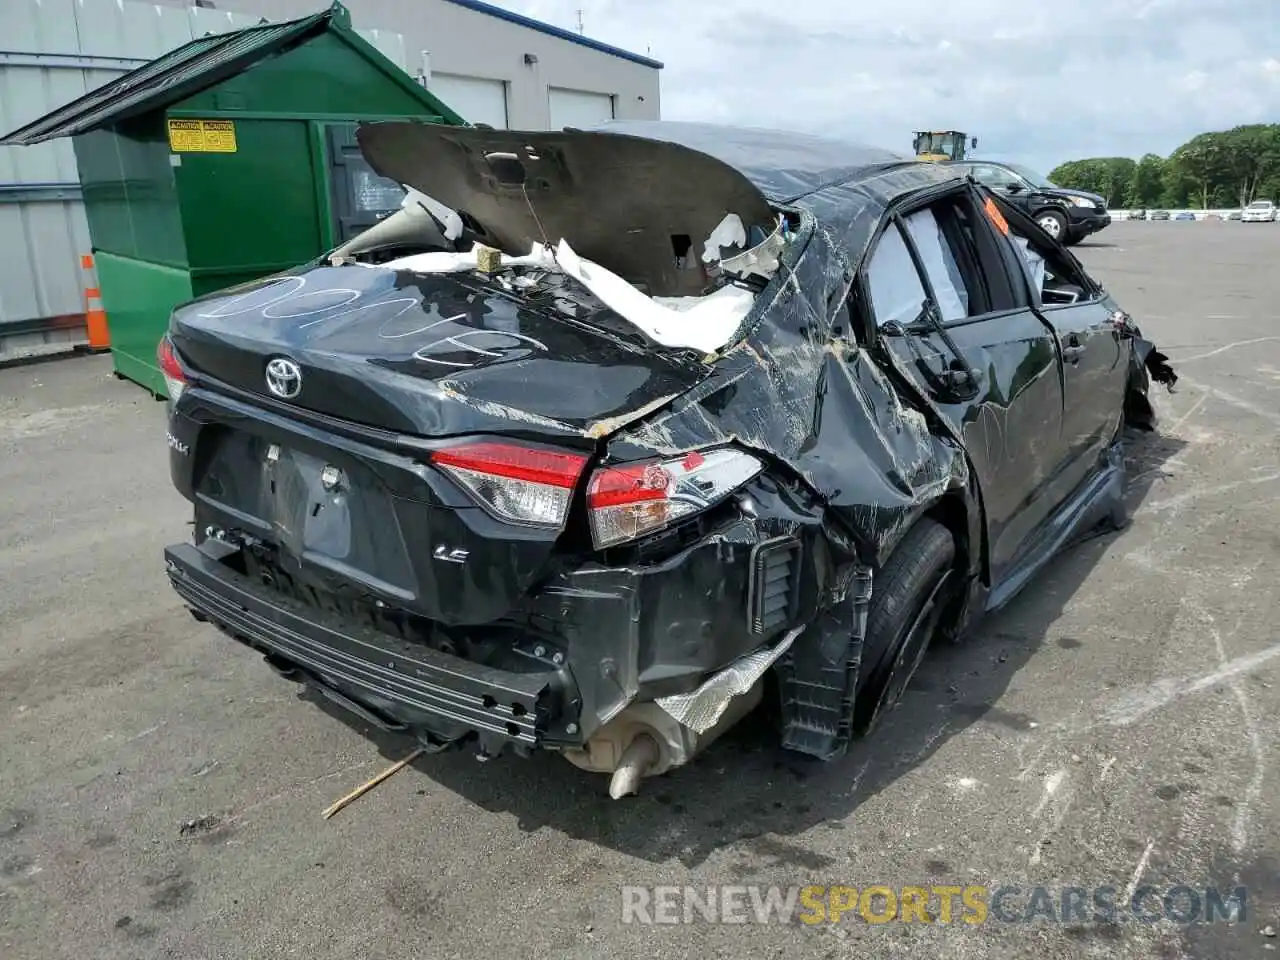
[{"x1": 0, "y1": 3, "x2": 435, "y2": 147}]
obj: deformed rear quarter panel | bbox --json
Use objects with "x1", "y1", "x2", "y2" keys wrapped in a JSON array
[{"x1": 608, "y1": 177, "x2": 972, "y2": 571}]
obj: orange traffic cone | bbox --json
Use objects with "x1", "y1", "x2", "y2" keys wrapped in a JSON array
[{"x1": 81, "y1": 254, "x2": 110, "y2": 352}]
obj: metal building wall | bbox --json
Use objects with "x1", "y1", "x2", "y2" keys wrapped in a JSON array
[{"x1": 0, "y1": 0, "x2": 409, "y2": 355}]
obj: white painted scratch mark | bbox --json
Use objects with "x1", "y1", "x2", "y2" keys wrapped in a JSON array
[
  {"x1": 1169, "y1": 390, "x2": 1208, "y2": 435},
  {"x1": 123, "y1": 723, "x2": 165, "y2": 743},
  {"x1": 1175, "y1": 376, "x2": 1280, "y2": 426},
  {"x1": 945, "y1": 774, "x2": 980, "y2": 793},
  {"x1": 1099, "y1": 756, "x2": 1117, "y2": 782},
  {"x1": 1029, "y1": 839, "x2": 1047, "y2": 866},
  {"x1": 1187, "y1": 599, "x2": 1265, "y2": 853},
  {"x1": 848, "y1": 759, "x2": 871, "y2": 797},
  {"x1": 1102, "y1": 643, "x2": 1280, "y2": 726},
  {"x1": 1032, "y1": 768, "x2": 1067, "y2": 819},
  {"x1": 1170, "y1": 336, "x2": 1280, "y2": 364},
  {"x1": 1124, "y1": 839, "x2": 1156, "y2": 905},
  {"x1": 1142, "y1": 471, "x2": 1280, "y2": 516},
  {"x1": 1029, "y1": 773, "x2": 1074, "y2": 866}
]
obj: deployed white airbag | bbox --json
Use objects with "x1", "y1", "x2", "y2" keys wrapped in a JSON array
[
  {"x1": 377, "y1": 240, "x2": 757, "y2": 355},
  {"x1": 554, "y1": 240, "x2": 755, "y2": 354}
]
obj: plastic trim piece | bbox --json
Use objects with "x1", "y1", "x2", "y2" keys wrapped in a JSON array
[{"x1": 746, "y1": 535, "x2": 801, "y2": 635}]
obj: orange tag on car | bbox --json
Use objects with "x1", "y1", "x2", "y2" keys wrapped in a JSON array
[{"x1": 984, "y1": 196, "x2": 1009, "y2": 235}]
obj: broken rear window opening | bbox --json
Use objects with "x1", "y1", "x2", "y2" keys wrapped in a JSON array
[
  {"x1": 325, "y1": 122, "x2": 798, "y2": 356},
  {"x1": 160, "y1": 120, "x2": 1177, "y2": 800}
]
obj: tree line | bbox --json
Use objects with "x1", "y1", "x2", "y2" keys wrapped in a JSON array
[{"x1": 1047, "y1": 124, "x2": 1280, "y2": 210}]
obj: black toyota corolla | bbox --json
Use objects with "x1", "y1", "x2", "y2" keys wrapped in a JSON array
[{"x1": 160, "y1": 121, "x2": 1175, "y2": 797}]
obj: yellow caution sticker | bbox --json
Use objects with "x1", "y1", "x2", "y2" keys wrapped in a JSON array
[{"x1": 167, "y1": 118, "x2": 237, "y2": 153}]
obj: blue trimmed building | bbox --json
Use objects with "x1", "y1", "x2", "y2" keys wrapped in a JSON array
[{"x1": 157, "y1": 0, "x2": 662, "y2": 130}]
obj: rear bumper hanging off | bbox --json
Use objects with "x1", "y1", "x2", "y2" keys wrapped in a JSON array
[
  {"x1": 166, "y1": 478, "x2": 831, "y2": 765},
  {"x1": 165, "y1": 542, "x2": 569, "y2": 751}
]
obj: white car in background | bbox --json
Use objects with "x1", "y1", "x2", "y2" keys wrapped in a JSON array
[{"x1": 1242, "y1": 200, "x2": 1277, "y2": 222}]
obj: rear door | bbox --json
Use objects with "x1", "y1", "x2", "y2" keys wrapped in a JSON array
[
  {"x1": 987, "y1": 191, "x2": 1129, "y2": 494},
  {"x1": 859, "y1": 185, "x2": 1069, "y2": 586}
]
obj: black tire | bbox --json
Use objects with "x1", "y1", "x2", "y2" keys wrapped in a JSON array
[
  {"x1": 853, "y1": 518, "x2": 956, "y2": 733},
  {"x1": 1034, "y1": 208, "x2": 1068, "y2": 242}
]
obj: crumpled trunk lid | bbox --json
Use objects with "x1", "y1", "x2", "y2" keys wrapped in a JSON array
[
  {"x1": 168, "y1": 263, "x2": 710, "y2": 440},
  {"x1": 355, "y1": 121, "x2": 778, "y2": 299}
]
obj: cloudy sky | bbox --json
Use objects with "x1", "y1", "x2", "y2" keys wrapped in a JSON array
[{"x1": 489, "y1": 0, "x2": 1279, "y2": 174}]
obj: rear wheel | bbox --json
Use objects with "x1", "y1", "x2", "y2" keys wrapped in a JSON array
[
  {"x1": 853, "y1": 518, "x2": 955, "y2": 733},
  {"x1": 1035, "y1": 208, "x2": 1068, "y2": 241}
]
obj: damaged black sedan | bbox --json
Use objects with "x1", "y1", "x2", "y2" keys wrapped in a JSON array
[{"x1": 160, "y1": 121, "x2": 1175, "y2": 797}]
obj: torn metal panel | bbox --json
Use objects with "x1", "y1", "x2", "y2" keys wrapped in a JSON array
[
  {"x1": 655, "y1": 627, "x2": 800, "y2": 734},
  {"x1": 607, "y1": 212, "x2": 966, "y2": 566},
  {"x1": 355, "y1": 121, "x2": 778, "y2": 298},
  {"x1": 508, "y1": 474, "x2": 832, "y2": 741}
]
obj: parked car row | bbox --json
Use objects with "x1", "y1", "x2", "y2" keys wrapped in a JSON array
[
  {"x1": 1242, "y1": 200, "x2": 1279, "y2": 222},
  {"x1": 1127, "y1": 201, "x2": 1277, "y2": 222}
]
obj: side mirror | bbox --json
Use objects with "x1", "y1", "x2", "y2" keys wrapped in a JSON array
[{"x1": 1004, "y1": 182, "x2": 1023, "y2": 194}]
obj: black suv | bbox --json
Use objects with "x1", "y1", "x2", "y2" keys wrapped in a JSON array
[{"x1": 944, "y1": 160, "x2": 1111, "y2": 245}]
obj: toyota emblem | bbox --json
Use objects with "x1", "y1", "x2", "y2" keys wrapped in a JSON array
[{"x1": 265, "y1": 357, "x2": 302, "y2": 399}]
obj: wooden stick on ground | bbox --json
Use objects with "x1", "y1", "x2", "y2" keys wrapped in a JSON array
[{"x1": 322, "y1": 748, "x2": 425, "y2": 820}]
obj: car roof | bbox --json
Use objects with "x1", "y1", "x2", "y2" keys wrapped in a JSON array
[
  {"x1": 593, "y1": 119, "x2": 959, "y2": 204},
  {"x1": 587, "y1": 120, "x2": 966, "y2": 270}
]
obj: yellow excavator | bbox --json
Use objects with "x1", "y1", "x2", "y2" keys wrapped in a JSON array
[{"x1": 913, "y1": 131, "x2": 977, "y2": 162}]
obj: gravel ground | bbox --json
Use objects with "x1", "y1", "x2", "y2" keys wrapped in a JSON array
[{"x1": 1, "y1": 220, "x2": 1278, "y2": 959}]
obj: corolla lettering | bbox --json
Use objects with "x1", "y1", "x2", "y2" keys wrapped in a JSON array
[{"x1": 166, "y1": 430, "x2": 190, "y2": 456}]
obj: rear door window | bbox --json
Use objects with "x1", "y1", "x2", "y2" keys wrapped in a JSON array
[
  {"x1": 902, "y1": 207, "x2": 969, "y2": 321},
  {"x1": 866, "y1": 221, "x2": 929, "y2": 328},
  {"x1": 865, "y1": 189, "x2": 1026, "y2": 329},
  {"x1": 1003, "y1": 223, "x2": 1096, "y2": 306}
]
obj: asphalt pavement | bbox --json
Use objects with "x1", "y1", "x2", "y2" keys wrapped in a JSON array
[{"x1": 1, "y1": 220, "x2": 1278, "y2": 959}]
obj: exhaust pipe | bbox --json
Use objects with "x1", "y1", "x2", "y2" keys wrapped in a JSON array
[
  {"x1": 567, "y1": 630, "x2": 799, "y2": 798},
  {"x1": 608, "y1": 733, "x2": 659, "y2": 799}
]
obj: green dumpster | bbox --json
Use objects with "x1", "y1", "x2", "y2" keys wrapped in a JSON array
[{"x1": 0, "y1": 2, "x2": 465, "y2": 396}]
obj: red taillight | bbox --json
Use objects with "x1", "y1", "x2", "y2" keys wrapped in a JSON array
[
  {"x1": 157, "y1": 335, "x2": 187, "y2": 401},
  {"x1": 586, "y1": 447, "x2": 764, "y2": 549},
  {"x1": 585, "y1": 462, "x2": 672, "y2": 508},
  {"x1": 432, "y1": 442, "x2": 587, "y2": 488},
  {"x1": 431, "y1": 442, "x2": 588, "y2": 527}
]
